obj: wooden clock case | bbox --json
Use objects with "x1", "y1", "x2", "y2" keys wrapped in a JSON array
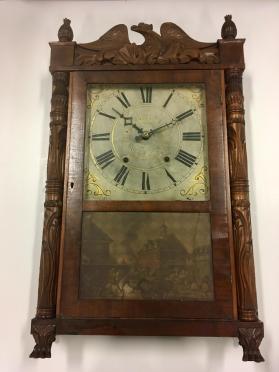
[{"x1": 30, "y1": 16, "x2": 264, "y2": 362}]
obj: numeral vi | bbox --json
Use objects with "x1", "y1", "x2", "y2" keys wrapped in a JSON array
[{"x1": 142, "y1": 172, "x2": 151, "y2": 190}]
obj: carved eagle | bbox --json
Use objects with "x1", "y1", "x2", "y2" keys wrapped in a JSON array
[
  {"x1": 159, "y1": 22, "x2": 217, "y2": 63},
  {"x1": 75, "y1": 22, "x2": 218, "y2": 65},
  {"x1": 79, "y1": 24, "x2": 130, "y2": 51}
]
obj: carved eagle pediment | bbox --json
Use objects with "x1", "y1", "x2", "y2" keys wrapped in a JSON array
[{"x1": 74, "y1": 22, "x2": 219, "y2": 65}]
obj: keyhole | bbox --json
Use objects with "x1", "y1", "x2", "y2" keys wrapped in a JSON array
[{"x1": 70, "y1": 182, "x2": 74, "y2": 189}]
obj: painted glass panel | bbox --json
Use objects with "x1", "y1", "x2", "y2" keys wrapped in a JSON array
[{"x1": 80, "y1": 212, "x2": 214, "y2": 301}]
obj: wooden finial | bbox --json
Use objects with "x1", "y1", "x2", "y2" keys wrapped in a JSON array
[
  {"x1": 58, "y1": 18, "x2": 74, "y2": 42},
  {"x1": 221, "y1": 15, "x2": 237, "y2": 40}
]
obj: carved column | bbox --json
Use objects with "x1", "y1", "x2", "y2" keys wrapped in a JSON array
[
  {"x1": 225, "y1": 67, "x2": 258, "y2": 322},
  {"x1": 36, "y1": 71, "x2": 69, "y2": 318},
  {"x1": 30, "y1": 71, "x2": 69, "y2": 357},
  {"x1": 221, "y1": 15, "x2": 263, "y2": 362},
  {"x1": 30, "y1": 19, "x2": 73, "y2": 358}
]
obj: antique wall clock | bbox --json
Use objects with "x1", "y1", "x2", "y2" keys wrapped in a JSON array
[{"x1": 30, "y1": 16, "x2": 264, "y2": 362}]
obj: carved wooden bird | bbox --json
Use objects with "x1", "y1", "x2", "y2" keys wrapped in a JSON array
[
  {"x1": 130, "y1": 23, "x2": 163, "y2": 63},
  {"x1": 79, "y1": 24, "x2": 130, "y2": 51},
  {"x1": 131, "y1": 23, "x2": 162, "y2": 49},
  {"x1": 160, "y1": 22, "x2": 215, "y2": 63},
  {"x1": 160, "y1": 22, "x2": 213, "y2": 49}
]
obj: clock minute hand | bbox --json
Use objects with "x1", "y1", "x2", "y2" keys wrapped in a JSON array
[
  {"x1": 135, "y1": 109, "x2": 195, "y2": 141},
  {"x1": 147, "y1": 109, "x2": 195, "y2": 137},
  {"x1": 149, "y1": 119, "x2": 177, "y2": 136},
  {"x1": 134, "y1": 120, "x2": 177, "y2": 141}
]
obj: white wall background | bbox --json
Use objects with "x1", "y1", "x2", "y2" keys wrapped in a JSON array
[{"x1": 0, "y1": 1, "x2": 278, "y2": 371}]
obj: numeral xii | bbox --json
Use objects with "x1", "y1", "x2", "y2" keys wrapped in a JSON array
[{"x1": 140, "y1": 87, "x2": 152, "y2": 103}]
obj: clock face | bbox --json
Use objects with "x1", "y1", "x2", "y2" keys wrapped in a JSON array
[{"x1": 84, "y1": 84, "x2": 209, "y2": 201}]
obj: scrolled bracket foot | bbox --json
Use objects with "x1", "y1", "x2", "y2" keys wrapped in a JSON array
[
  {"x1": 238, "y1": 327, "x2": 264, "y2": 362},
  {"x1": 30, "y1": 322, "x2": 56, "y2": 358}
]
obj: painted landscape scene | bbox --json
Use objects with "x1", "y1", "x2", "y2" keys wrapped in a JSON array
[{"x1": 80, "y1": 212, "x2": 214, "y2": 301}]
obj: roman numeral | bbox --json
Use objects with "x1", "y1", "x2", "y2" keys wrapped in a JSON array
[
  {"x1": 142, "y1": 172, "x2": 151, "y2": 190},
  {"x1": 96, "y1": 150, "x2": 115, "y2": 169},
  {"x1": 175, "y1": 149, "x2": 197, "y2": 167},
  {"x1": 116, "y1": 92, "x2": 131, "y2": 108},
  {"x1": 183, "y1": 132, "x2": 201, "y2": 141},
  {"x1": 163, "y1": 90, "x2": 174, "y2": 108},
  {"x1": 114, "y1": 165, "x2": 129, "y2": 185},
  {"x1": 176, "y1": 109, "x2": 194, "y2": 122},
  {"x1": 165, "y1": 168, "x2": 176, "y2": 184},
  {"x1": 91, "y1": 133, "x2": 110, "y2": 141},
  {"x1": 140, "y1": 87, "x2": 152, "y2": 103},
  {"x1": 98, "y1": 111, "x2": 116, "y2": 120}
]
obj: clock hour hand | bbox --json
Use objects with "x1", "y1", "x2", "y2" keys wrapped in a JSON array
[
  {"x1": 112, "y1": 108, "x2": 143, "y2": 133},
  {"x1": 131, "y1": 122, "x2": 144, "y2": 133}
]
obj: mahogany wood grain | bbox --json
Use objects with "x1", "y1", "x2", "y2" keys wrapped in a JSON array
[{"x1": 82, "y1": 200, "x2": 211, "y2": 212}]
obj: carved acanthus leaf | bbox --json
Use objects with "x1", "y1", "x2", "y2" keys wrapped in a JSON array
[{"x1": 74, "y1": 22, "x2": 219, "y2": 65}]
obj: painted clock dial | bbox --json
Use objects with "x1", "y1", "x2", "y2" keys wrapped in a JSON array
[{"x1": 84, "y1": 84, "x2": 210, "y2": 201}]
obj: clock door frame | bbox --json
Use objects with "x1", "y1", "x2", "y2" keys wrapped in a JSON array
[
  {"x1": 57, "y1": 69, "x2": 235, "y2": 320},
  {"x1": 30, "y1": 17, "x2": 264, "y2": 362}
]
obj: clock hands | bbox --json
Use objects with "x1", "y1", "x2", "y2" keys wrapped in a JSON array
[{"x1": 112, "y1": 107, "x2": 195, "y2": 141}]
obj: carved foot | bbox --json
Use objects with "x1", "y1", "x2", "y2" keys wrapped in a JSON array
[
  {"x1": 30, "y1": 324, "x2": 56, "y2": 358},
  {"x1": 238, "y1": 327, "x2": 264, "y2": 362}
]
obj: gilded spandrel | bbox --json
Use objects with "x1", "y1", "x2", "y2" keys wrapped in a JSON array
[{"x1": 80, "y1": 212, "x2": 214, "y2": 301}]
